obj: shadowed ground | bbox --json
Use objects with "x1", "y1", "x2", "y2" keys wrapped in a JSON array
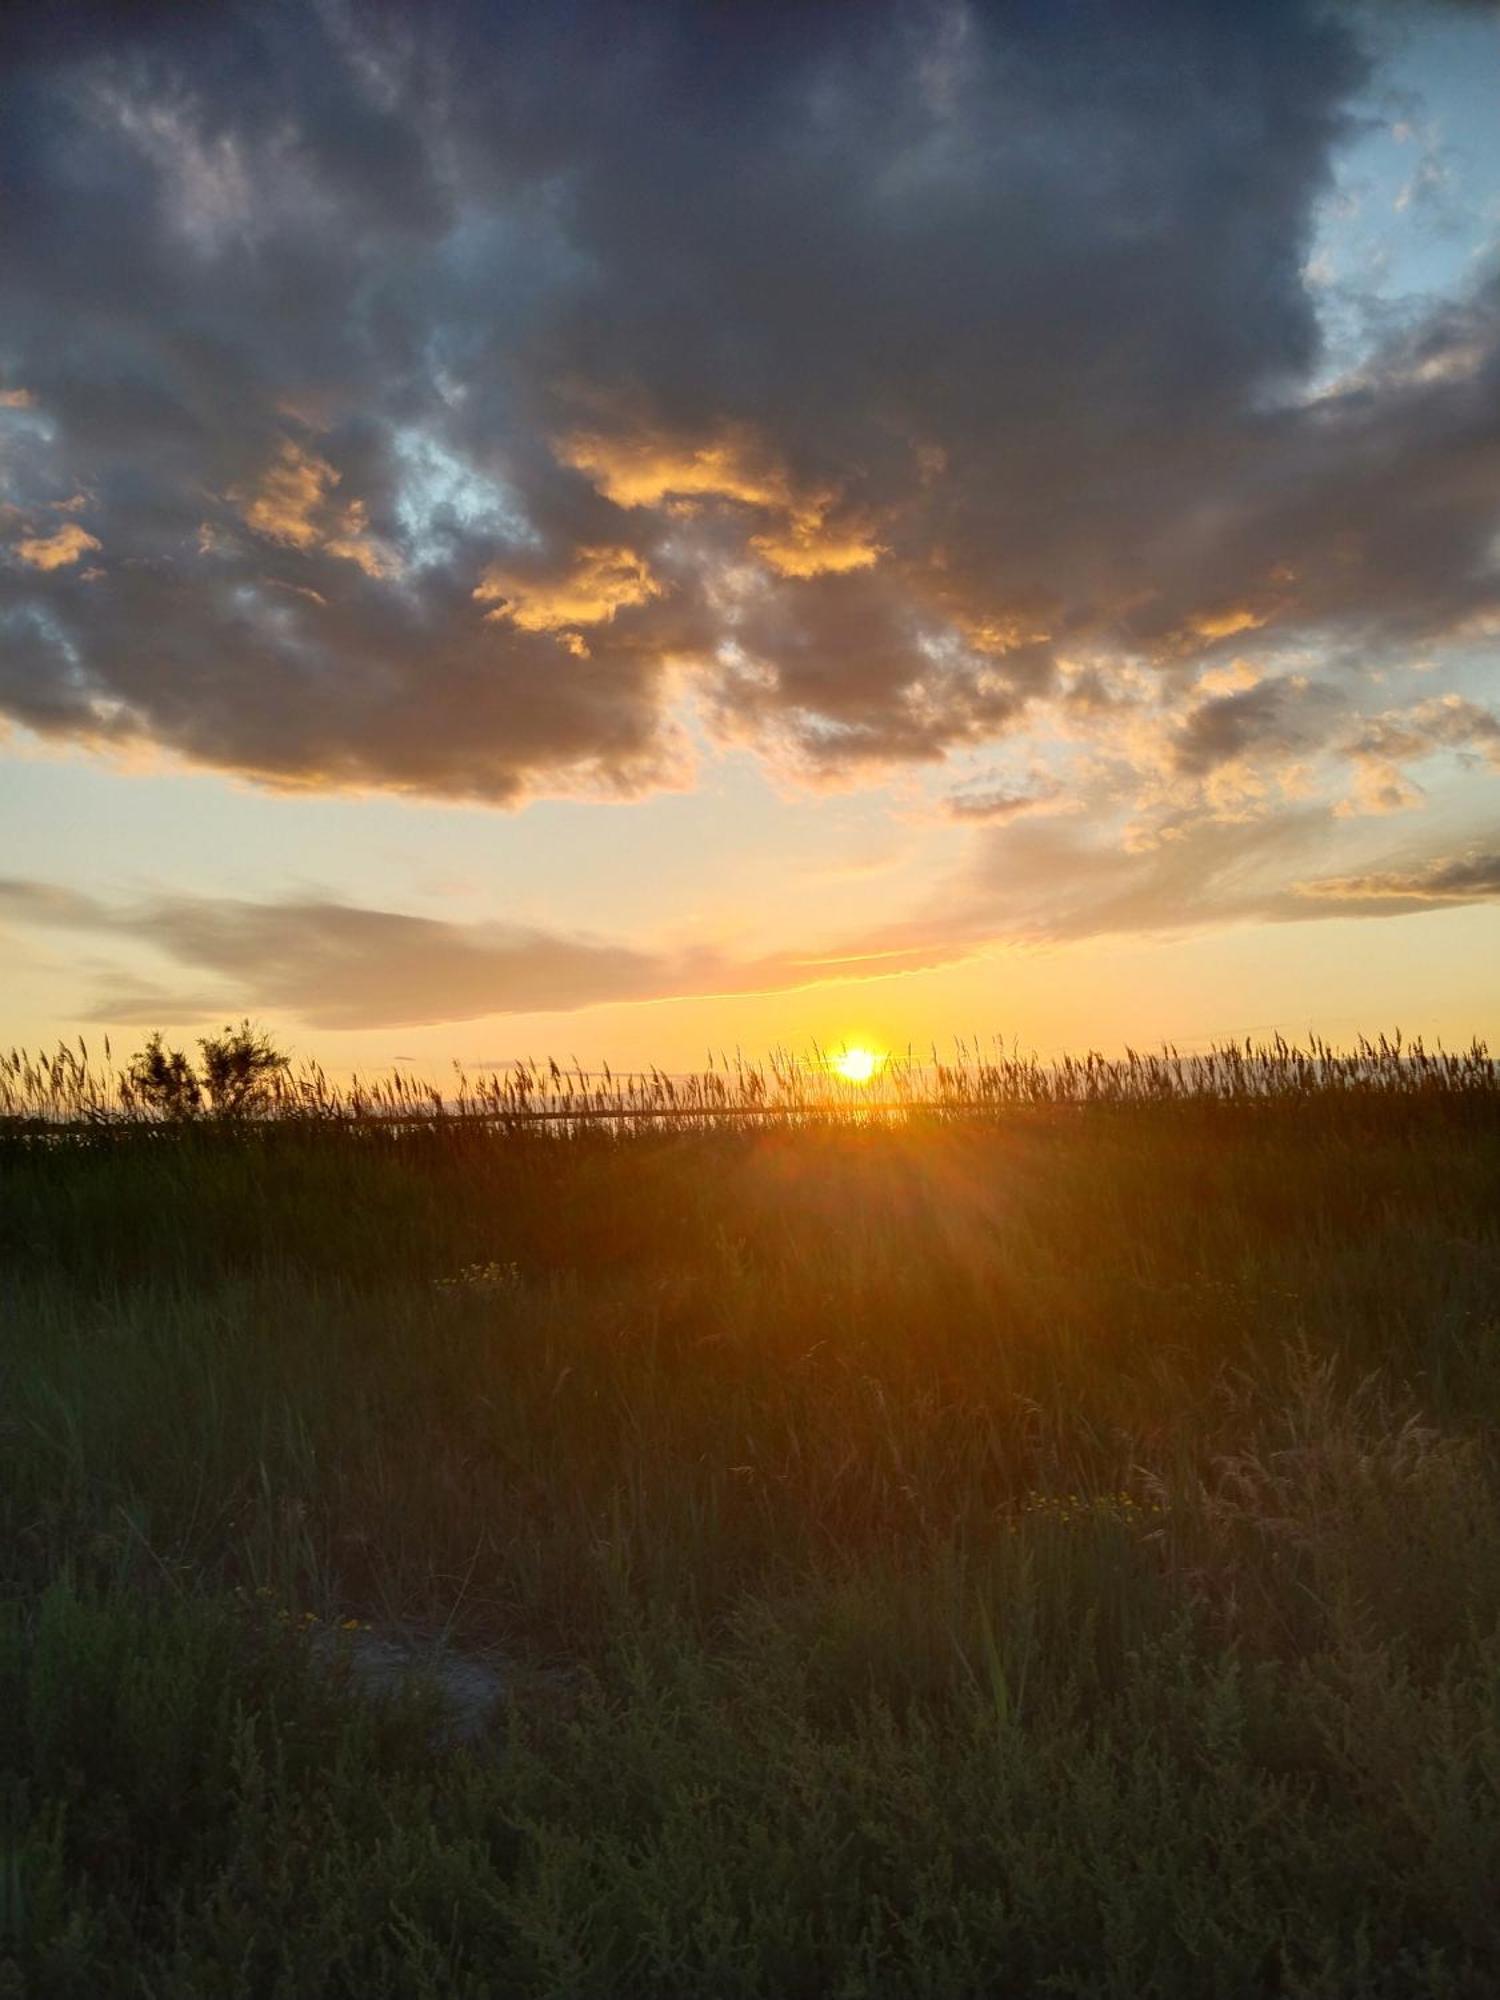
[{"x1": 4, "y1": 1068, "x2": 1500, "y2": 1996}]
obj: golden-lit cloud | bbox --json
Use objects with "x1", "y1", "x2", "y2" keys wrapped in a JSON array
[
  {"x1": 1333, "y1": 761, "x2": 1425, "y2": 818},
  {"x1": 237, "y1": 440, "x2": 329, "y2": 548},
  {"x1": 561, "y1": 426, "x2": 882, "y2": 579},
  {"x1": 0, "y1": 388, "x2": 37, "y2": 409},
  {"x1": 474, "y1": 545, "x2": 663, "y2": 639},
  {"x1": 748, "y1": 518, "x2": 882, "y2": 579},
  {"x1": 560, "y1": 429, "x2": 788, "y2": 512},
  {"x1": 1194, "y1": 658, "x2": 1261, "y2": 696},
  {"x1": 13, "y1": 522, "x2": 102, "y2": 569},
  {"x1": 1333, "y1": 693, "x2": 1500, "y2": 818},
  {"x1": 1191, "y1": 606, "x2": 1266, "y2": 640},
  {"x1": 234, "y1": 439, "x2": 397, "y2": 578},
  {"x1": 956, "y1": 612, "x2": 1055, "y2": 657},
  {"x1": 322, "y1": 509, "x2": 398, "y2": 579}
]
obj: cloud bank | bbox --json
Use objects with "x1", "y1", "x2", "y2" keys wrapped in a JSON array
[{"x1": 2, "y1": 0, "x2": 1499, "y2": 823}]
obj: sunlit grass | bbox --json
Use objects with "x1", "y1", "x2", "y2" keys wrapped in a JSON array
[{"x1": 2, "y1": 1028, "x2": 1492, "y2": 1126}]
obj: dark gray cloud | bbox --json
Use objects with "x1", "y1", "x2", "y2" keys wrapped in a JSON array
[
  {"x1": 1, "y1": 1, "x2": 1498, "y2": 813},
  {"x1": 1171, "y1": 678, "x2": 1348, "y2": 778}
]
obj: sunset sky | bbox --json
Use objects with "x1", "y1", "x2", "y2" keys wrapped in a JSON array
[{"x1": 2, "y1": 0, "x2": 1497, "y2": 1077}]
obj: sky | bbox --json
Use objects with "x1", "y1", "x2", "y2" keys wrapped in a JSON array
[{"x1": 1, "y1": 0, "x2": 1497, "y2": 1079}]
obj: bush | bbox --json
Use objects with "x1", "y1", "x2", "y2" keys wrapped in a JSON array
[{"x1": 123, "y1": 1022, "x2": 288, "y2": 1120}]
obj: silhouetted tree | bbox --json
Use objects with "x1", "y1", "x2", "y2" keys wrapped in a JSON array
[
  {"x1": 125, "y1": 1022, "x2": 289, "y2": 1119},
  {"x1": 197, "y1": 1021, "x2": 290, "y2": 1115},
  {"x1": 126, "y1": 1034, "x2": 202, "y2": 1118}
]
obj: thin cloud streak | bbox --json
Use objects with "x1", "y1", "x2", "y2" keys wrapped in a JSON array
[{"x1": 3, "y1": 822, "x2": 1496, "y2": 1032}]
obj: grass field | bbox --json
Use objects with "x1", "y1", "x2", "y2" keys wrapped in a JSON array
[{"x1": 4, "y1": 1038, "x2": 1500, "y2": 1997}]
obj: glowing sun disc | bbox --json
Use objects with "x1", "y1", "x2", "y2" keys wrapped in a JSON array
[{"x1": 831, "y1": 1045, "x2": 881, "y2": 1085}]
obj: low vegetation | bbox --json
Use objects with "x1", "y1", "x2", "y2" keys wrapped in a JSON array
[{"x1": 3, "y1": 1036, "x2": 1499, "y2": 1996}]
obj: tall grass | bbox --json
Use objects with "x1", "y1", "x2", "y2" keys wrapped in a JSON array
[
  {"x1": 3, "y1": 1029, "x2": 1494, "y2": 1127},
  {"x1": 3, "y1": 1035, "x2": 1499, "y2": 1994}
]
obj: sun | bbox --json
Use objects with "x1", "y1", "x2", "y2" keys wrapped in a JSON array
[{"x1": 830, "y1": 1044, "x2": 882, "y2": 1086}]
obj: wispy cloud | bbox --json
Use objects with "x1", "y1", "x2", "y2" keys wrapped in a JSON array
[
  {"x1": 940, "y1": 773, "x2": 1068, "y2": 824},
  {"x1": 4, "y1": 810, "x2": 1494, "y2": 1032},
  {"x1": 1298, "y1": 849, "x2": 1500, "y2": 908}
]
